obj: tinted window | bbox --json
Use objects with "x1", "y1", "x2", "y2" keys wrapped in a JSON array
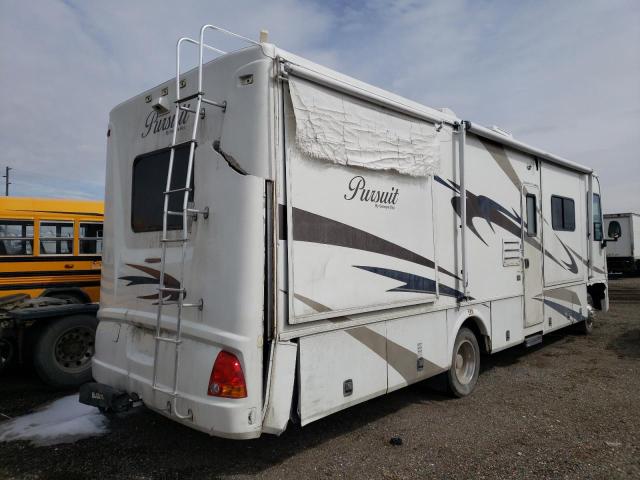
[
  {"x1": 526, "y1": 194, "x2": 537, "y2": 236},
  {"x1": 131, "y1": 144, "x2": 194, "y2": 233},
  {"x1": 592, "y1": 194, "x2": 602, "y2": 241},
  {"x1": 79, "y1": 222, "x2": 103, "y2": 254},
  {"x1": 40, "y1": 221, "x2": 74, "y2": 254},
  {"x1": 0, "y1": 220, "x2": 34, "y2": 256},
  {"x1": 551, "y1": 195, "x2": 575, "y2": 232},
  {"x1": 551, "y1": 196, "x2": 563, "y2": 230}
]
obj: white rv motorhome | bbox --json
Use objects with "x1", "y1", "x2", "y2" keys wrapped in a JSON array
[
  {"x1": 81, "y1": 26, "x2": 609, "y2": 439},
  {"x1": 604, "y1": 213, "x2": 640, "y2": 274}
]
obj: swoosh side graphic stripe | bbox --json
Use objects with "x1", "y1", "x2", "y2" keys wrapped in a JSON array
[{"x1": 291, "y1": 207, "x2": 460, "y2": 281}]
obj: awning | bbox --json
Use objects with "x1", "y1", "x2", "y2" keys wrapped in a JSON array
[{"x1": 288, "y1": 77, "x2": 440, "y2": 177}]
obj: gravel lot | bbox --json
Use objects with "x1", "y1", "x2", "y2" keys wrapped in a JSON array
[{"x1": 1, "y1": 277, "x2": 639, "y2": 479}]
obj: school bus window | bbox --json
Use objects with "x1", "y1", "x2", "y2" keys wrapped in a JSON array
[
  {"x1": 0, "y1": 220, "x2": 34, "y2": 256},
  {"x1": 79, "y1": 223, "x2": 103, "y2": 254},
  {"x1": 40, "y1": 221, "x2": 74, "y2": 255}
]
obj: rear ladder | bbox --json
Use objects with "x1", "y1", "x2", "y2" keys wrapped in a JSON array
[{"x1": 150, "y1": 25, "x2": 258, "y2": 420}]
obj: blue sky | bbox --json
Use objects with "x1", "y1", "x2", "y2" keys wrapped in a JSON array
[{"x1": 0, "y1": 0, "x2": 638, "y2": 212}]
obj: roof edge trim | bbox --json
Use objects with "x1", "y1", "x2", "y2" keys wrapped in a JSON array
[{"x1": 466, "y1": 122, "x2": 592, "y2": 174}]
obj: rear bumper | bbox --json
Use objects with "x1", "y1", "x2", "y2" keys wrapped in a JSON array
[{"x1": 91, "y1": 319, "x2": 263, "y2": 439}]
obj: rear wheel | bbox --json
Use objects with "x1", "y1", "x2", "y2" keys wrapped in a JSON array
[
  {"x1": 580, "y1": 294, "x2": 595, "y2": 335},
  {"x1": 33, "y1": 314, "x2": 97, "y2": 388},
  {"x1": 447, "y1": 327, "x2": 480, "y2": 397}
]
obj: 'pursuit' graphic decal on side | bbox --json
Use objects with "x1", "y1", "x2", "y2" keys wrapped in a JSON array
[
  {"x1": 293, "y1": 294, "x2": 441, "y2": 382},
  {"x1": 354, "y1": 266, "x2": 469, "y2": 300},
  {"x1": 535, "y1": 298, "x2": 585, "y2": 322},
  {"x1": 119, "y1": 263, "x2": 181, "y2": 302},
  {"x1": 290, "y1": 207, "x2": 460, "y2": 281},
  {"x1": 435, "y1": 176, "x2": 521, "y2": 246}
]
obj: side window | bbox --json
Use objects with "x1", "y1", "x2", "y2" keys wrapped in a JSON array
[
  {"x1": 551, "y1": 195, "x2": 575, "y2": 232},
  {"x1": 40, "y1": 221, "x2": 74, "y2": 255},
  {"x1": 525, "y1": 194, "x2": 537, "y2": 236},
  {"x1": 592, "y1": 193, "x2": 602, "y2": 241},
  {"x1": 79, "y1": 222, "x2": 103, "y2": 254},
  {"x1": 0, "y1": 220, "x2": 34, "y2": 256}
]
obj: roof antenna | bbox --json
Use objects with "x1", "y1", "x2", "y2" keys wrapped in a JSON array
[{"x1": 259, "y1": 30, "x2": 269, "y2": 43}]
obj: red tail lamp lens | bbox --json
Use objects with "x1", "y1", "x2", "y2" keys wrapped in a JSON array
[{"x1": 208, "y1": 351, "x2": 247, "y2": 398}]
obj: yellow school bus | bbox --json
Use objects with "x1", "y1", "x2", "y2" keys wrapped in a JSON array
[{"x1": 0, "y1": 197, "x2": 104, "y2": 303}]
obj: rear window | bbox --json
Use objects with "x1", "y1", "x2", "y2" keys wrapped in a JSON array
[{"x1": 131, "y1": 143, "x2": 194, "y2": 233}]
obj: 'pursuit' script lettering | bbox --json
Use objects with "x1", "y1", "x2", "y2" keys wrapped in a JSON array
[{"x1": 344, "y1": 176, "x2": 399, "y2": 207}]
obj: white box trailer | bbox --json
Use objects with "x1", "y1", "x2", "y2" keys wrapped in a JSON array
[
  {"x1": 81, "y1": 26, "x2": 609, "y2": 439},
  {"x1": 604, "y1": 213, "x2": 640, "y2": 274}
]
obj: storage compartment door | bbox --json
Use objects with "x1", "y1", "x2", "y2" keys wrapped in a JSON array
[{"x1": 298, "y1": 324, "x2": 387, "y2": 426}]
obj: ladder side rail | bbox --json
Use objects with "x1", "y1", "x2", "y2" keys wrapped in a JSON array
[
  {"x1": 171, "y1": 95, "x2": 202, "y2": 400},
  {"x1": 198, "y1": 24, "x2": 259, "y2": 93},
  {"x1": 152, "y1": 36, "x2": 197, "y2": 389},
  {"x1": 175, "y1": 37, "x2": 226, "y2": 101}
]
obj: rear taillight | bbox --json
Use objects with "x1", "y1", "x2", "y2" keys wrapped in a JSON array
[{"x1": 208, "y1": 351, "x2": 247, "y2": 398}]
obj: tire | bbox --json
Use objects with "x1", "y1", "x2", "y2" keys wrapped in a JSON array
[
  {"x1": 447, "y1": 327, "x2": 480, "y2": 398},
  {"x1": 45, "y1": 292, "x2": 85, "y2": 304},
  {"x1": 33, "y1": 314, "x2": 97, "y2": 388},
  {"x1": 580, "y1": 294, "x2": 595, "y2": 335}
]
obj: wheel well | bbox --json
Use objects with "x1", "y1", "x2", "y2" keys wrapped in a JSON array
[
  {"x1": 460, "y1": 317, "x2": 489, "y2": 355},
  {"x1": 587, "y1": 283, "x2": 606, "y2": 310},
  {"x1": 40, "y1": 288, "x2": 90, "y2": 303}
]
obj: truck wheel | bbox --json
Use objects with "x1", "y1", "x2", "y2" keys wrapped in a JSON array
[
  {"x1": 447, "y1": 327, "x2": 480, "y2": 397},
  {"x1": 45, "y1": 292, "x2": 85, "y2": 304},
  {"x1": 33, "y1": 314, "x2": 97, "y2": 388},
  {"x1": 0, "y1": 338, "x2": 15, "y2": 373}
]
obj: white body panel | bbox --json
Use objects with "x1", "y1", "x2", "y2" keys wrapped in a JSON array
[
  {"x1": 604, "y1": 214, "x2": 637, "y2": 258},
  {"x1": 94, "y1": 37, "x2": 609, "y2": 438},
  {"x1": 604, "y1": 213, "x2": 639, "y2": 274}
]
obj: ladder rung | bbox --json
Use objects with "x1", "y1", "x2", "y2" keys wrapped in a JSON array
[
  {"x1": 160, "y1": 238, "x2": 188, "y2": 243},
  {"x1": 175, "y1": 92, "x2": 202, "y2": 103},
  {"x1": 158, "y1": 300, "x2": 203, "y2": 309},
  {"x1": 155, "y1": 336, "x2": 182, "y2": 344},
  {"x1": 166, "y1": 211, "x2": 184, "y2": 216},
  {"x1": 152, "y1": 385, "x2": 178, "y2": 397},
  {"x1": 164, "y1": 187, "x2": 192, "y2": 195},
  {"x1": 178, "y1": 106, "x2": 197, "y2": 114},
  {"x1": 158, "y1": 286, "x2": 185, "y2": 293}
]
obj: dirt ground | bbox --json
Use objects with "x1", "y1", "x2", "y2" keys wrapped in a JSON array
[{"x1": 1, "y1": 277, "x2": 639, "y2": 480}]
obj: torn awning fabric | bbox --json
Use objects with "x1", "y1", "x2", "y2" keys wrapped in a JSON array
[{"x1": 287, "y1": 77, "x2": 440, "y2": 177}]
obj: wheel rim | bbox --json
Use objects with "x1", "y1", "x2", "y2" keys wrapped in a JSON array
[
  {"x1": 53, "y1": 326, "x2": 95, "y2": 373},
  {"x1": 455, "y1": 339, "x2": 476, "y2": 385}
]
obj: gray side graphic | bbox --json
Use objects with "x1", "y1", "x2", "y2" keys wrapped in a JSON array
[{"x1": 293, "y1": 293, "x2": 440, "y2": 382}]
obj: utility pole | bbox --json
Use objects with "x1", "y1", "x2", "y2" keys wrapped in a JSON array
[{"x1": 2, "y1": 167, "x2": 11, "y2": 196}]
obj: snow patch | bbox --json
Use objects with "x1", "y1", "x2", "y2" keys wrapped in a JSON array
[{"x1": 0, "y1": 394, "x2": 108, "y2": 446}]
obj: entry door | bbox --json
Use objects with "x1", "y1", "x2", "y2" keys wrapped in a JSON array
[{"x1": 522, "y1": 184, "x2": 544, "y2": 327}]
